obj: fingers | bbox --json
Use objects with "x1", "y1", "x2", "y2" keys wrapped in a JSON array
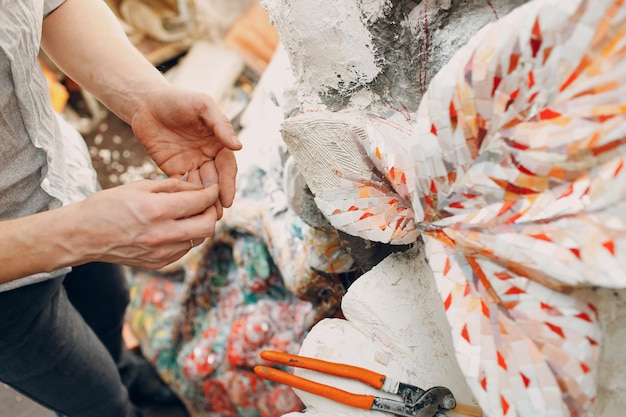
[
  {"x1": 125, "y1": 237, "x2": 205, "y2": 270},
  {"x1": 201, "y1": 109, "x2": 242, "y2": 151},
  {"x1": 146, "y1": 177, "x2": 202, "y2": 193},
  {"x1": 179, "y1": 149, "x2": 237, "y2": 210},
  {"x1": 133, "y1": 193, "x2": 218, "y2": 259},
  {"x1": 176, "y1": 203, "x2": 218, "y2": 241},
  {"x1": 196, "y1": 157, "x2": 231, "y2": 211},
  {"x1": 80, "y1": 180, "x2": 220, "y2": 271},
  {"x1": 199, "y1": 159, "x2": 218, "y2": 188},
  {"x1": 188, "y1": 237, "x2": 207, "y2": 250},
  {"x1": 214, "y1": 198, "x2": 224, "y2": 220},
  {"x1": 214, "y1": 120, "x2": 242, "y2": 151},
  {"x1": 176, "y1": 155, "x2": 236, "y2": 211},
  {"x1": 133, "y1": 178, "x2": 220, "y2": 238},
  {"x1": 156, "y1": 181, "x2": 220, "y2": 221},
  {"x1": 154, "y1": 170, "x2": 225, "y2": 222},
  {"x1": 215, "y1": 149, "x2": 238, "y2": 208}
]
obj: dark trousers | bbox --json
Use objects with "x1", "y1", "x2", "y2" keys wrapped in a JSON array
[{"x1": 0, "y1": 263, "x2": 141, "y2": 417}]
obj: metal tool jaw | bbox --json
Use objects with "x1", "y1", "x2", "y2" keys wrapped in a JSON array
[{"x1": 372, "y1": 385, "x2": 456, "y2": 417}]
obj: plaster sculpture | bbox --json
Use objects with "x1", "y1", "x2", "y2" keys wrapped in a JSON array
[
  {"x1": 281, "y1": 246, "x2": 478, "y2": 417},
  {"x1": 263, "y1": 0, "x2": 626, "y2": 415}
]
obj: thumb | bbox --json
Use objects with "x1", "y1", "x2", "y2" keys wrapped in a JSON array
[
  {"x1": 210, "y1": 116, "x2": 242, "y2": 151},
  {"x1": 147, "y1": 178, "x2": 203, "y2": 193}
]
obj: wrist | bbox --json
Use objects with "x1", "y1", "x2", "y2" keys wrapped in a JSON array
[
  {"x1": 48, "y1": 202, "x2": 92, "y2": 269},
  {"x1": 0, "y1": 203, "x2": 90, "y2": 283},
  {"x1": 103, "y1": 70, "x2": 170, "y2": 125}
]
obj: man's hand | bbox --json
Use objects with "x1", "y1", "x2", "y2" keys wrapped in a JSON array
[
  {"x1": 75, "y1": 179, "x2": 220, "y2": 270},
  {"x1": 0, "y1": 178, "x2": 223, "y2": 284},
  {"x1": 130, "y1": 86, "x2": 242, "y2": 214},
  {"x1": 41, "y1": 0, "x2": 242, "y2": 212}
]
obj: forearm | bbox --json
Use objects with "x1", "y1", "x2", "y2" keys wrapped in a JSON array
[
  {"x1": 0, "y1": 179, "x2": 222, "y2": 284},
  {"x1": 40, "y1": 0, "x2": 168, "y2": 124},
  {"x1": 0, "y1": 204, "x2": 85, "y2": 284}
]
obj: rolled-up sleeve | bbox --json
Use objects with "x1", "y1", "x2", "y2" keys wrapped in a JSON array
[{"x1": 44, "y1": 0, "x2": 66, "y2": 16}]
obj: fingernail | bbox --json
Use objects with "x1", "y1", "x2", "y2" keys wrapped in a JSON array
[
  {"x1": 204, "y1": 180, "x2": 217, "y2": 188},
  {"x1": 181, "y1": 171, "x2": 189, "y2": 182}
]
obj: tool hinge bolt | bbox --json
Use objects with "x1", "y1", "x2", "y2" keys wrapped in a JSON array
[{"x1": 442, "y1": 395, "x2": 456, "y2": 410}]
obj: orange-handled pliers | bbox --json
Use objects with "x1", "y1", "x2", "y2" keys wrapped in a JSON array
[{"x1": 254, "y1": 350, "x2": 482, "y2": 417}]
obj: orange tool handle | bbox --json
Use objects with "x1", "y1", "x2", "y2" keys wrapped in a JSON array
[
  {"x1": 254, "y1": 365, "x2": 376, "y2": 409},
  {"x1": 260, "y1": 350, "x2": 386, "y2": 389}
]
